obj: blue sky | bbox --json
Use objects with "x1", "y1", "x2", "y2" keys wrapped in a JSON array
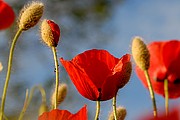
[{"x1": 1, "y1": 0, "x2": 180, "y2": 119}]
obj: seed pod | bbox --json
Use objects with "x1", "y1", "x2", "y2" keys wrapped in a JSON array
[
  {"x1": 108, "y1": 106, "x2": 127, "y2": 120},
  {"x1": 18, "y1": 1, "x2": 44, "y2": 30},
  {"x1": 51, "y1": 84, "x2": 67, "y2": 108},
  {"x1": 132, "y1": 36, "x2": 150, "y2": 70},
  {"x1": 40, "y1": 19, "x2": 60, "y2": 47}
]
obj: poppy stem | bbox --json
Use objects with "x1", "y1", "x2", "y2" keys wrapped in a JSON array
[
  {"x1": 0, "y1": 28, "x2": 23, "y2": 120},
  {"x1": 113, "y1": 96, "x2": 118, "y2": 120},
  {"x1": 144, "y1": 70, "x2": 157, "y2": 117},
  {"x1": 51, "y1": 47, "x2": 59, "y2": 109},
  {"x1": 18, "y1": 86, "x2": 47, "y2": 120},
  {"x1": 164, "y1": 79, "x2": 169, "y2": 116},
  {"x1": 94, "y1": 101, "x2": 100, "y2": 120}
]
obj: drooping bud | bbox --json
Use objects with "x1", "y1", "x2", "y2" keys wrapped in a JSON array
[
  {"x1": 108, "y1": 106, "x2": 127, "y2": 120},
  {"x1": 51, "y1": 84, "x2": 67, "y2": 108},
  {"x1": 38, "y1": 102, "x2": 48, "y2": 116},
  {"x1": 131, "y1": 36, "x2": 150, "y2": 70},
  {"x1": 18, "y1": 1, "x2": 44, "y2": 30},
  {"x1": 40, "y1": 19, "x2": 60, "y2": 47},
  {"x1": 0, "y1": 62, "x2": 3, "y2": 72}
]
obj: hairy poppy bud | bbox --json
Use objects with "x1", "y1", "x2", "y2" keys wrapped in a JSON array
[
  {"x1": 51, "y1": 84, "x2": 67, "y2": 108},
  {"x1": 18, "y1": 1, "x2": 44, "y2": 30},
  {"x1": 38, "y1": 102, "x2": 48, "y2": 116},
  {"x1": 132, "y1": 36, "x2": 150, "y2": 70},
  {"x1": 40, "y1": 19, "x2": 60, "y2": 47},
  {"x1": 108, "y1": 106, "x2": 127, "y2": 120}
]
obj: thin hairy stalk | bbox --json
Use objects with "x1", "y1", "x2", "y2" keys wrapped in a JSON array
[
  {"x1": 94, "y1": 101, "x2": 100, "y2": 120},
  {"x1": 18, "y1": 89, "x2": 29, "y2": 120},
  {"x1": 144, "y1": 70, "x2": 157, "y2": 117},
  {"x1": 0, "y1": 28, "x2": 23, "y2": 120},
  {"x1": 18, "y1": 86, "x2": 47, "y2": 120},
  {"x1": 113, "y1": 96, "x2": 118, "y2": 120},
  {"x1": 164, "y1": 79, "x2": 169, "y2": 116},
  {"x1": 51, "y1": 47, "x2": 59, "y2": 109}
]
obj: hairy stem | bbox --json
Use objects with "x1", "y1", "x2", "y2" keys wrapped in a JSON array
[
  {"x1": 113, "y1": 96, "x2": 117, "y2": 120},
  {"x1": 144, "y1": 70, "x2": 157, "y2": 117},
  {"x1": 18, "y1": 86, "x2": 47, "y2": 120},
  {"x1": 51, "y1": 47, "x2": 59, "y2": 109},
  {"x1": 0, "y1": 28, "x2": 23, "y2": 120},
  {"x1": 164, "y1": 79, "x2": 169, "y2": 116},
  {"x1": 94, "y1": 101, "x2": 100, "y2": 120}
]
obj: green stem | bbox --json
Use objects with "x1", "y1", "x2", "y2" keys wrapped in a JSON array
[
  {"x1": 113, "y1": 96, "x2": 117, "y2": 120},
  {"x1": 51, "y1": 47, "x2": 59, "y2": 109},
  {"x1": 94, "y1": 101, "x2": 100, "y2": 120},
  {"x1": 144, "y1": 70, "x2": 158, "y2": 117},
  {"x1": 164, "y1": 79, "x2": 169, "y2": 116},
  {"x1": 0, "y1": 28, "x2": 23, "y2": 120},
  {"x1": 18, "y1": 86, "x2": 46, "y2": 120}
]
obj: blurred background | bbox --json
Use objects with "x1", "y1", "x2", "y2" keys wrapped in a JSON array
[{"x1": 1, "y1": 0, "x2": 180, "y2": 119}]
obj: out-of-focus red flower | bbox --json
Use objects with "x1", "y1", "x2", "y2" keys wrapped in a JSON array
[
  {"x1": 60, "y1": 49, "x2": 131, "y2": 101},
  {"x1": 38, "y1": 105, "x2": 87, "y2": 120},
  {"x1": 136, "y1": 40, "x2": 180, "y2": 98},
  {"x1": 138, "y1": 107, "x2": 179, "y2": 120},
  {"x1": 0, "y1": 0, "x2": 15, "y2": 30}
]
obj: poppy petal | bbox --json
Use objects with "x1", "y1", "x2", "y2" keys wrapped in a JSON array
[
  {"x1": 38, "y1": 105, "x2": 87, "y2": 120},
  {"x1": 101, "y1": 54, "x2": 131, "y2": 100},
  {"x1": 60, "y1": 58, "x2": 100, "y2": 101},
  {"x1": 0, "y1": 1, "x2": 15, "y2": 30},
  {"x1": 162, "y1": 40, "x2": 180, "y2": 82}
]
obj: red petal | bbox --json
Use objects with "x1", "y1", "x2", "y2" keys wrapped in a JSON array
[
  {"x1": 60, "y1": 57, "x2": 100, "y2": 101},
  {"x1": 47, "y1": 20, "x2": 60, "y2": 46},
  {"x1": 162, "y1": 40, "x2": 180, "y2": 82},
  {"x1": 69, "y1": 105, "x2": 88, "y2": 120},
  {"x1": 0, "y1": 1, "x2": 15, "y2": 30},
  {"x1": 38, "y1": 105, "x2": 87, "y2": 120},
  {"x1": 101, "y1": 54, "x2": 131, "y2": 100},
  {"x1": 38, "y1": 109, "x2": 72, "y2": 120},
  {"x1": 71, "y1": 49, "x2": 119, "y2": 89}
]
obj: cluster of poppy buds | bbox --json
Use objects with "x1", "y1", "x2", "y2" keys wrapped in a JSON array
[{"x1": 0, "y1": 0, "x2": 180, "y2": 120}]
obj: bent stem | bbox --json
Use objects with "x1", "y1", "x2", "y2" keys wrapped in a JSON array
[
  {"x1": 113, "y1": 96, "x2": 117, "y2": 120},
  {"x1": 51, "y1": 47, "x2": 59, "y2": 109},
  {"x1": 0, "y1": 28, "x2": 23, "y2": 120},
  {"x1": 94, "y1": 101, "x2": 100, "y2": 120},
  {"x1": 164, "y1": 79, "x2": 169, "y2": 116},
  {"x1": 18, "y1": 86, "x2": 47, "y2": 120},
  {"x1": 144, "y1": 70, "x2": 157, "y2": 117}
]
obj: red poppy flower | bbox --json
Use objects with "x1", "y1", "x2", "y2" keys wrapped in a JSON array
[
  {"x1": 136, "y1": 40, "x2": 180, "y2": 98},
  {"x1": 0, "y1": 1, "x2": 15, "y2": 30},
  {"x1": 138, "y1": 107, "x2": 179, "y2": 120},
  {"x1": 60, "y1": 49, "x2": 131, "y2": 101},
  {"x1": 38, "y1": 105, "x2": 87, "y2": 120}
]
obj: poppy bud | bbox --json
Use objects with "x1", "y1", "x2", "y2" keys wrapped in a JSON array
[
  {"x1": 132, "y1": 36, "x2": 150, "y2": 70},
  {"x1": 51, "y1": 84, "x2": 67, "y2": 108},
  {"x1": 0, "y1": 62, "x2": 3, "y2": 72},
  {"x1": 40, "y1": 19, "x2": 60, "y2": 47},
  {"x1": 108, "y1": 106, "x2": 127, "y2": 120},
  {"x1": 18, "y1": 1, "x2": 44, "y2": 30},
  {"x1": 38, "y1": 102, "x2": 48, "y2": 116}
]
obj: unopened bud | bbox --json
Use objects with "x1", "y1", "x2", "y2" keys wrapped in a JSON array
[
  {"x1": 51, "y1": 84, "x2": 67, "y2": 108},
  {"x1": 40, "y1": 19, "x2": 60, "y2": 47},
  {"x1": 18, "y1": 1, "x2": 44, "y2": 30},
  {"x1": 131, "y1": 36, "x2": 150, "y2": 70},
  {"x1": 38, "y1": 102, "x2": 48, "y2": 116},
  {"x1": 108, "y1": 106, "x2": 127, "y2": 120}
]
